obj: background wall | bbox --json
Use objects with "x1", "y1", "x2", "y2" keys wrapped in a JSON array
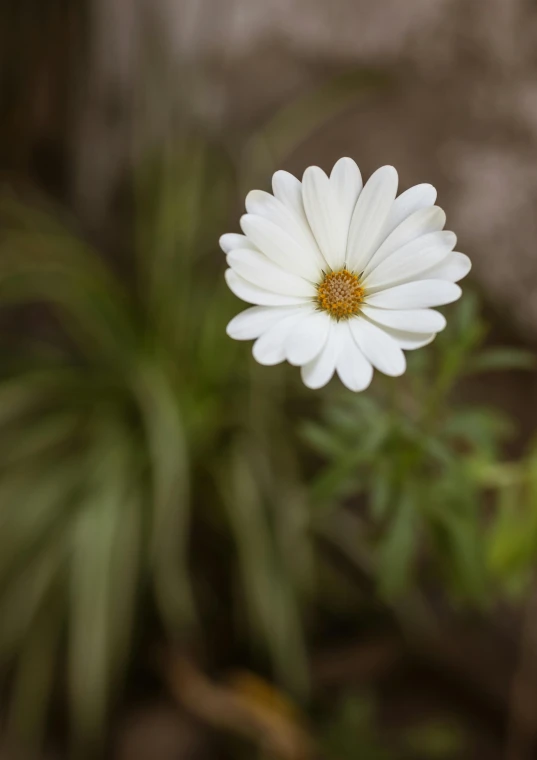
[{"x1": 2, "y1": 2, "x2": 537, "y2": 759}]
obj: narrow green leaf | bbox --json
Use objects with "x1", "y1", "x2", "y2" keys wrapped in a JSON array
[
  {"x1": 378, "y1": 487, "x2": 417, "y2": 598},
  {"x1": 134, "y1": 362, "x2": 193, "y2": 633},
  {"x1": 466, "y1": 347, "x2": 536, "y2": 374},
  {"x1": 68, "y1": 421, "x2": 133, "y2": 748},
  {"x1": 220, "y1": 441, "x2": 308, "y2": 696},
  {"x1": 7, "y1": 586, "x2": 62, "y2": 746}
]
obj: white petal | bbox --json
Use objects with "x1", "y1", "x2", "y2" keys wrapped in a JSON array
[
  {"x1": 336, "y1": 323, "x2": 373, "y2": 392},
  {"x1": 302, "y1": 166, "x2": 347, "y2": 270},
  {"x1": 347, "y1": 165, "x2": 399, "y2": 273},
  {"x1": 245, "y1": 190, "x2": 320, "y2": 255},
  {"x1": 349, "y1": 317, "x2": 406, "y2": 377},
  {"x1": 272, "y1": 170, "x2": 305, "y2": 218},
  {"x1": 330, "y1": 157, "x2": 362, "y2": 235},
  {"x1": 220, "y1": 233, "x2": 257, "y2": 253},
  {"x1": 225, "y1": 270, "x2": 312, "y2": 306},
  {"x1": 417, "y1": 252, "x2": 471, "y2": 283},
  {"x1": 301, "y1": 321, "x2": 342, "y2": 389},
  {"x1": 383, "y1": 183, "x2": 437, "y2": 239},
  {"x1": 245, "y1": 189, "x2": 296, "y2": 228},
  {"x1": 253, "y1": 310, "x2": 309, "y2": 366},
  {"x1": 240, "y1": 214, "x2": 321, "y2": 281},
  {"x1": 360, "y1": 305, "x2": 446, "y2": 333},
  {"x1": 226, "y1": 305, "x2": 309, "y2": 340},
  {"x1": 285, "y1": 310, "x2": 331, "y2": 366},
  {"x1": 227, "y1": 249, "x2": 316, "y2": 297},
  {"x1": 362, "y1": 206, "x2": 446, "y2": 277},
  {"x1": 365, "y1": 280, "x2": 462, "y2": 309},
  {"x1": 271, "y1": 172, "x2": 325, "y2": 262},
  {"x1": 380, "y1": 327, "x2": 436, "y2": 350},
  {"x1": 363, "y1": 231, "x2": 456, "y2": 291}
]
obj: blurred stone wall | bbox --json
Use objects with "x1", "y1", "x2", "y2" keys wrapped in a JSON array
[{"x1": 77, "y1": 0, "x2": 537, "y2": 338}]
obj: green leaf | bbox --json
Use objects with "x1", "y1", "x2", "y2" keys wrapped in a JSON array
[
  {"x1": 0, "y1": 462, "x2": 81, "y2": 586},
  {"x1": 321, "y1": 693, "x2": 391, "y2": 759},
  {"x1": 403, "y1": 718, "x2": 465, "y2": 758},
  {"x1": 219, "y1": 440, "x2": 308, "y2": 696},
  {"x1": 369, "y1": 463, "x2": 392, "y2": 521},
  {"x1": 466, "y1": 347, "x2": 536, "y2": 374},
  {"x1": 134, "y1": 362, "x2": 193, "y2": 633},
  {"x1": 271, "y1": 441, "x2": 314, "y2": 599},
  {"x1": 378, "y1": 486, "x2": 417, "y2": 598},
  {"x1": 68, "y1": 419, "x2": 138, "y2": 749},
  {"x1": 442, "y1": 406, "x2": 513, "y2": 455},
  {"x1": 309, "y1": 423, "x2": 390, "y2": 508},
  {"x1": 444, "y1": 515, "x2": 487, "y2": 601},
  {"x1": 301, "y1": 421, "x2": 347, "y2": 459},
  {"x1": 486, "y1": 484, "x2": 535, "y2": 584},
  {"x1": 0, "y1": 539, "x2": 64, "y2": 664},
  {"x1": 7, "y1": 586, "x2": 62, "y2": 746}
]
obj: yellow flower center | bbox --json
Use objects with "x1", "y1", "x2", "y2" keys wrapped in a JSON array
[{"x1": 317, "y1": 269, "x2": 364, "y2": 320}]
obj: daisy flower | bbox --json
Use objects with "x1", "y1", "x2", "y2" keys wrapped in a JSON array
[{"x1": 221, "y1": 159, "x2": 470, "y2": 392}]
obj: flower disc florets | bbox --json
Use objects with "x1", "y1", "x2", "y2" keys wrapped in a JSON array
[{"x1": 317, "y1": 269, "x2": 364, "y2": 320}]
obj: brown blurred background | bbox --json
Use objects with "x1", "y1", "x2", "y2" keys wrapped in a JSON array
[
  {"x1": 3, "y1": 1, "x2": 537, "y2": 759},
  {"x1": 8, "y1": 0, "x2": 537, "y2": 333}
]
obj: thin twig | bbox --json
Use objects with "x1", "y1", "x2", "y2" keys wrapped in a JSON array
[{"x1": 162, "y1": 651, "x2": 315, "y2": 760}]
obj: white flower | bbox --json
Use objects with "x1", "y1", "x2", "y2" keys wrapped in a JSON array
[{"x1": 222, "y1": 159, "x2": 471, "y2": 392}]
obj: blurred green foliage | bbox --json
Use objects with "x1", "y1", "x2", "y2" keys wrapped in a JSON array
[
  {"x1": 321, "y1": 693, "x2": 394, "y2": 759},
  {"x1": 0, "y1": 75, "x2": 536, "y2": 758},
  {"x1": 0, "y1": 138, "x2": 316, "y2": 751},
  {"x1": 304, "y1": 292, "x2": 536, "y2": 604},
  {"x1": 320, "y1": 692, "x2": 464, "y2": 759}
]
